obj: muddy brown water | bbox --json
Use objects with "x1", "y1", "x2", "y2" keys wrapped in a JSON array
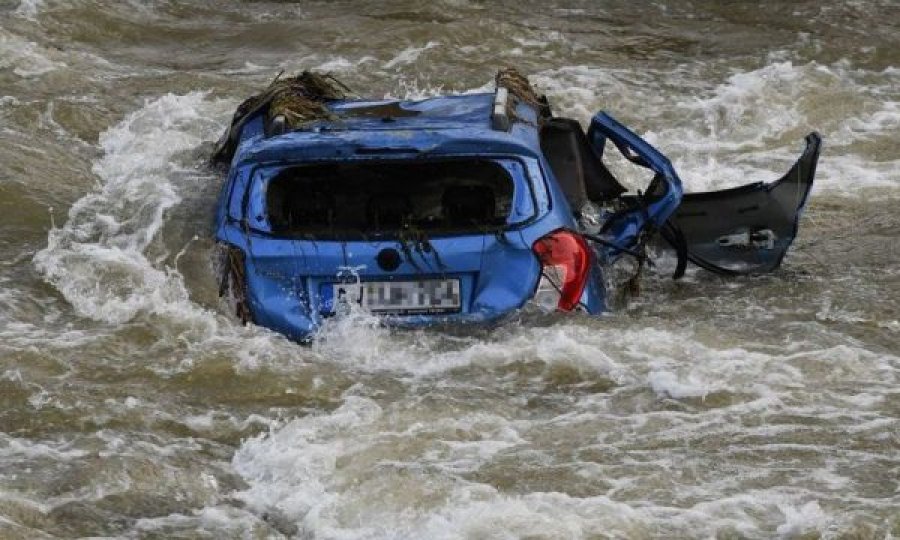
[{"x1": 1, "y1": 1, "x2": 898, "y2": 538}]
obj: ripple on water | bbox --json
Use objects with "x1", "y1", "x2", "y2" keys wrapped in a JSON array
[{"x1": 1, "y1": 1, "x2": 899, "y2": 537}]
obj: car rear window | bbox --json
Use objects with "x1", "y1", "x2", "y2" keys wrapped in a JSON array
[{"x1": 264, "y1": 159, "x2": 520, "y2": 238}]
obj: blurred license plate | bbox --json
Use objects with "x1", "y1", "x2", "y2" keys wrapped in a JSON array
[{"x1": 324, "y1": 279, "x2": 461, "y2": 315}]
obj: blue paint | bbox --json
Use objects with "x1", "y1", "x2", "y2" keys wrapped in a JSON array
[
  {"x1": 214, "y1": 93, "x2": 685, "y2": 341},
  {"x1": 585, "y1": 112, "x2": 684, "y2": 263}
]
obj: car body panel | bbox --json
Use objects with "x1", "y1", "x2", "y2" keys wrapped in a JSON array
[
  {"x1": 668, "y1": 133, "x2": 822, "y2": 274},
  {"x1": 213, "y1": 89, "x2": 819, "y2": 341}
]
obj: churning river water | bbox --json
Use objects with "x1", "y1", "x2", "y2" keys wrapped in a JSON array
[{"x1": 1, "y1": 1, "x2": 898, "y2": 538}]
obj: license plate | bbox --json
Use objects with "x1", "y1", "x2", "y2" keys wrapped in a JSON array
[{"x1": 322, "y1": 279, "x2": 461, "y2": 315}]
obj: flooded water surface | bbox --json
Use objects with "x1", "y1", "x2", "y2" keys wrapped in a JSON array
[{"x1": 1, "y1": 1, "x2": 898, "y2": 538}]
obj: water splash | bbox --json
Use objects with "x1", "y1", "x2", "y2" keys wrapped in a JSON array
[
  {"x1": 33, "y1": 92, "x2": 228, "y2": 328},
  {"x1": 535, "y1": 61, "x2": 900, "y2": 196}
]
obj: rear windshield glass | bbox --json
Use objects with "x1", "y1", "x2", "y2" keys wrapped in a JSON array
[{"x1": 265, "y1": 160, "x2": 517, "y2": 238}]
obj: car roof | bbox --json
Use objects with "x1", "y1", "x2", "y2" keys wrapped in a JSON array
[{"x1": 232, "y1": 93, "x2": 545, "y2": 166}]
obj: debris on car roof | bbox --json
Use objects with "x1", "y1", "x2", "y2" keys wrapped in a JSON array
[
  {"x1": 211, "y1": 70, "x2": 352, "y2": 164},
  {"x1": 210, "y1": 67, "x2": 821, "y2": 342}
]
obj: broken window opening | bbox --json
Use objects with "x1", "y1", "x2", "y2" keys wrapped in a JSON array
[{"x1": 265, "y1": 159, "x2": 518, "y2": 239}]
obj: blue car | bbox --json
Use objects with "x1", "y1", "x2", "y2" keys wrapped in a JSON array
[{"x1": 211, "y1": 70, "x2": 821, "y2": 342}]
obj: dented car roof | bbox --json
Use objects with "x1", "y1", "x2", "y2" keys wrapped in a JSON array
[{"x1": 232, "y1": 93, "x2": 545, "y2": 165}]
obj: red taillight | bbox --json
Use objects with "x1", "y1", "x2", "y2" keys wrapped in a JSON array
[{"x1": 532, "y1": 229, "x2": 591, "y2": 311}]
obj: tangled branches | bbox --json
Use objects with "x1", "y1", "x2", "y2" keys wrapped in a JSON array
[{"x1": 211, "y1": 71, "x2": 351, "y2": 165}]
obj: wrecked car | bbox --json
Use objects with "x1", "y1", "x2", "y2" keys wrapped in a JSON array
[{"x1": 210, "y1": 69, "x2": 821, "y2": 342}]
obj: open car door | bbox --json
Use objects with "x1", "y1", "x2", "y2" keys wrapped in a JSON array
[
  {"x1": 663, "y1": 133, "x2": 822, "y2": 275},
  {"x1": 540, "y1": 112, "x2": 821, "y2": 276}
]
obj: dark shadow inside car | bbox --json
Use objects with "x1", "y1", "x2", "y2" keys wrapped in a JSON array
[{"x1": 266, "y1": 159, "x2": 515, "y2": 238}]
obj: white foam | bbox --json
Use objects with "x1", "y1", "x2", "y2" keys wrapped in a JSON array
[
  {"x1": 33, "y1": 92, "x2": 228, "y2": 327},
  {"x1": 229, "y1": 315, "x2": 900, "y2": 536},
  {"x1": 233, "y1": 396, "x2": 657, "y2": 538},
  {"x1": 231, "y1": 389, "x2": 837, "y2": 538},
  {"x1": 776, "y1": 500, "x2": 830, "y2": 538},
  {"x1": 233, "y1": 396, "x2": 382, "y2": 524},
  {"x1": 1, "y1": 15, "x2": 897, "y2": 540},
  {"x1": 133, "y1": 506, "x2": 270, "y2": 537},
  {"x1": 0, "y1": 434, "x2": 87, "y2": 461},
  {"x1": 535, "y1": 61, "x2": 900, "y2": 196},
  {"x1": 23, "y1": 91, "x2": 314, "y2": 373},
  {"x1": 647, "y1": 370, "x2": 712, "y2": 399},
  {"x1": 182, "y1": 411, "x2": 276, "y2": 433},
  {"x1": 0, "y1": 29, "x2": 64, "y2": 77},
  {"x1": 14, "y1": 0, "x2": 44, "y2": 19},
  {"x1": 316, "y1": 56, "x2": 377, "y2": 73},
  {"x1": 383, "y1": 41, "x2": 440, "y2": 70},
  {"x1": 311, "y1": 315, "x2": 627, "y2": 379}
]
